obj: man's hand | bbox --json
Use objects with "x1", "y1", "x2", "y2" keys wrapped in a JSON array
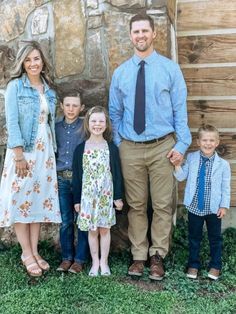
[{"x1": 167, "y1": 149, "x2": 184, "y2": 166}]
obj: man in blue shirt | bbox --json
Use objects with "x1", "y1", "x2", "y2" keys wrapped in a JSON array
[
  {"x1": 56, "y1": 90, "x2": 89, "y2": 274},
  {"x1": 109, "y1": 13, "x2": 191, "y2": 280}
]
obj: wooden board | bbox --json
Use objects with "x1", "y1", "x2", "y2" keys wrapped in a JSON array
[
  {"x1": 177, "y1": 1, "x2": 236, "y2": 32},
  {"x1": 178, "y1": 163, "x2": 236, "y2": 206},
  {"x1": 187, "y1": 100, "x2": 236, "y2": 129},
  {"x1": 167, "y1": 0, "x2": 177, "y2": 26},
  {"x1": 182, "y1": 67, "x2": 236, "y2": 96},
  {"x1": 178, "y1": 34, "x2": 236, "y2": 64}
]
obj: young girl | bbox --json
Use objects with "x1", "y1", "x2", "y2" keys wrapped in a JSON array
[{"x1": 72, "y1": 106, "x2": 123, "y2": 276}]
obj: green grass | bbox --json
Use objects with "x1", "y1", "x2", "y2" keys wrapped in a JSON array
[{"x1": 0, "y1": 218, "x2": 236, "y2": 314}]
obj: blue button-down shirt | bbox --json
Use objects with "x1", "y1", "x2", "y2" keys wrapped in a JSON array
[
  {"x1": 109, "y1": 50, "x2": 191, "y2": 154},
  {"x1": 55, "y1": 117, "x2": 84, "y2": 171}
]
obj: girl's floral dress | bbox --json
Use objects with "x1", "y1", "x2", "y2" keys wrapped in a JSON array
[
  {"x1": 0, "y1": 94, "x2": 61, "y2": 227},
  {"x1": 77, "y1": 143, "x2": 115, "y2": 231}
]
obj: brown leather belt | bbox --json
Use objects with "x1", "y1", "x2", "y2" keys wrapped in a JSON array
[
  {"x1": 133, "y1": 133, "x2": 173, "y2": 144},
  {"x1": 57, "y1": 170, "x2": 73, "y2": 179}
]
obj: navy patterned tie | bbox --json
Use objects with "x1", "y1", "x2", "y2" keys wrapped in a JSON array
[
  {"x1": 134, "y1": 60, "x2": 145, "y2": 134},
  {"x1": 198, "y1": 157, "x2": 208, "y2": 211}
]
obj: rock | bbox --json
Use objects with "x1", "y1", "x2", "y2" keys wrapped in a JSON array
[
  {"x1": 87, "y1": 29, "x2": 106, "y2": 79},
  {"x1": 107, "y1": 0, "x2": 145, "y2": 8},
  {"x1": 0, "y1": 0, "x2": 47, "y2": 42},
  {"x1": 53, "y1": 0, "x2": 86, "y2": 78},
  {"x1": 31, "y1": 6, "x2": 49, "y2": 35}
]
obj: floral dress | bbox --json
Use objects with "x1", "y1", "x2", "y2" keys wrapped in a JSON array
[
  {"x1": 77, "y1": 143, "x2": 115, "y2": 231},
  {"x1": 0, "y1": 94, "x2": 61, "y2": 227}
]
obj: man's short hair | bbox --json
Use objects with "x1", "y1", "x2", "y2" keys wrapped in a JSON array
[{"x1": 129, "y1": 13, "x2": 155, "y2": 32}]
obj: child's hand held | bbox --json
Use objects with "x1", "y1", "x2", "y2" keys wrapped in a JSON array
[
  {"x1": 74, "y1": 203, "x2": 81, "y2": 213},
  {"x1": 114, "y1": 199, "x2": 123, "y2": 211}
]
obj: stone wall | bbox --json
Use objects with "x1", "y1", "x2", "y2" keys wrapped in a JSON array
[{"x1": 0, "y1": 0, "x2": 175, "y2": 248}]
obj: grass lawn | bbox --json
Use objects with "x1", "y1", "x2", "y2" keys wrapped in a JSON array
[{"x1": 0, "y1": 219, "x2": 236, "y2": 314}]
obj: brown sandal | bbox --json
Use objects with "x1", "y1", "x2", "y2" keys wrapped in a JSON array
[
  {"x1": 21, "y1": 255, "x2": 42, "y2": 277},
  {"x1": 34, "y1": 254, "x2": 50, "y2": 271}
]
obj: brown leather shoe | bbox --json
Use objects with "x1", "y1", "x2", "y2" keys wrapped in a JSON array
[
  {"x1": 128, "y1": 261, "x2": 145, "y2": 277},
  {"x1": 68, "y1": 262, "x2": 84, "y2": 274},
  {"x1": 56, "y1": 260, "x2": 73, "y2": 272},
  {"x1": 149, "y1": 252, "x2": 165, "y2": 281}
]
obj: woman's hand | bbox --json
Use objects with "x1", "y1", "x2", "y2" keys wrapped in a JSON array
[{"x1": 14, "y1": 156, "x2": 29, "y2": 178}]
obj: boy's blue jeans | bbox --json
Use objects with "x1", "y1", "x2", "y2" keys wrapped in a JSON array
[
  {"x1": 58, "y1": 176, "x2": 89, "y2": 264},
  {"x1": 188, "y1": 211, "x2": 222, "y2": 270}
]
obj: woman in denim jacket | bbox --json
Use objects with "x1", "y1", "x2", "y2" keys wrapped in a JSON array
[{"x1": 0, "y1": 41, "x2": 61, "y2": 277}]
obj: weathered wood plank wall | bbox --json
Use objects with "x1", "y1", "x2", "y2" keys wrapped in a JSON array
[{"x1": 176, "y1": 0, "x2": 236, "y2": 206}]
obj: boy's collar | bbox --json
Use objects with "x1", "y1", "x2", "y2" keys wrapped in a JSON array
[
  {"x1": 62, "y1": 116, "x2": 81, "y2": 128},
  {"x1": 200, "y1": 151, "x2": 216, "y2": 160}
]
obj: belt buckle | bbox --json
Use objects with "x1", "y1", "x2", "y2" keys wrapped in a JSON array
[{"x1": 63, "y1": 170, "x2": 72, "y2": 179}]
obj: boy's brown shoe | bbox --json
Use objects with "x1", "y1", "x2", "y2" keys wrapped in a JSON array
[
  {"x1": 149, "y1": 252, "x2": 165, "y2": 281},
  {"x1": 68, "y1": 262, "x2": 84, "y2": 274},
  {"x1": 128, "y1": 261, "x2": 145, "y2": 277},
  {"x1": 208, "y1": 268, "x2": 220, "y2": 280},
  {"x1": 56, "y1": 260, "x2": 73, "y2": 272},
  {"x1": 186, "y1": 268, "x2": 198, "y2": 279}
]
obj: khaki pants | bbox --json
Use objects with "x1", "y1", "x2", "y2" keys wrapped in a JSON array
[{"x1": 119, "y1": 135, "x2": 175, "y2": 260}]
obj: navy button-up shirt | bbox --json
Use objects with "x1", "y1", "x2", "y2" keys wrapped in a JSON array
[{"x1": 55, "y1": 117, "x2": 84, "y2": 171}]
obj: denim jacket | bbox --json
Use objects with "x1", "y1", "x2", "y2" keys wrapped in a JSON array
[{"x1": 5, "y1": 74, "x2": 57, "y2": 152}]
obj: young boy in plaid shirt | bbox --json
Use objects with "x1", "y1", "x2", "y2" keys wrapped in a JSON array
[{"x1": 174, "y1": 125, "x2": 231, "y2": 280}]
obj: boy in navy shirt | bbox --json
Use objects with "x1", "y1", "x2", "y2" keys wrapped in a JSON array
[{"x1": 56, "y1": 90, "x2": 89, "y2": 273}]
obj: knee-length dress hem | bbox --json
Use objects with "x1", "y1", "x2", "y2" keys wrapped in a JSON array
[{"x1": 77, "y1": 143, "x2": 115, "y2": 232}]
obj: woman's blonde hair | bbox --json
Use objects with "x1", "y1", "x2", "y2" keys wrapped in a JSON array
[
  {"x1": 9, "y1": 40, "x2": 54, "y2": 87},
  {"x1": 83, "y1": 106, "x2": 113, "y2": 142}
]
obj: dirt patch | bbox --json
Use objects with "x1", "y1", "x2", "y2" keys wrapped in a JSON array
[{"x1": 120, "y1": 276, "x2": 164, "y2": 291}]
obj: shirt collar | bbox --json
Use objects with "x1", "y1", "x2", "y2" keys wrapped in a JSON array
[
  {"x1": 62, "y1": 117, "x2": 81, "y2": 129},
  {"x1": 200, "y1": 151, "x2": 215, "y2": 162},
  {"x1": 22, "y1": 73, "x2": 50, "y2": 92},
  {"x1": 132, "y1": 50, "x2": 158, "y2": 66}
]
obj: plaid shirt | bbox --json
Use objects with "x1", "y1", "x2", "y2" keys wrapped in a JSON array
[{"x1": 187, "y1": 152, "x2": 215, "y2": 216}]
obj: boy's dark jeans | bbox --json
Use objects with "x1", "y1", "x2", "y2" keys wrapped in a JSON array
[
  {"x1": 58, "y1": 176, "x2": 89, "y2": 263},
  {"x1": 188, "y1": 211, "x2": 222, "y2": 270}
]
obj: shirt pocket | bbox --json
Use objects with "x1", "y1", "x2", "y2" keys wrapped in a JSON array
[{"x1": 17, "y1": 96, "x2": 36, "y2": 116}]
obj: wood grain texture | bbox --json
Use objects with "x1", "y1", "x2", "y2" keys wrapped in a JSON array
[
  {"x1": 167, "y1": 0, "x2": 177, "y2": 26},
  {"x1": 177, "y1": 1, "x2": 236, "y2": 31},
  {"x1": 187, "y1": 100, "x2": 236, "y2": 129},
  {"x1": 178, "y1": 34, "x2": 236, "y2": 64},
  {"x1": 182, "y1": 67, "x2": 236, "y2": 96}
]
